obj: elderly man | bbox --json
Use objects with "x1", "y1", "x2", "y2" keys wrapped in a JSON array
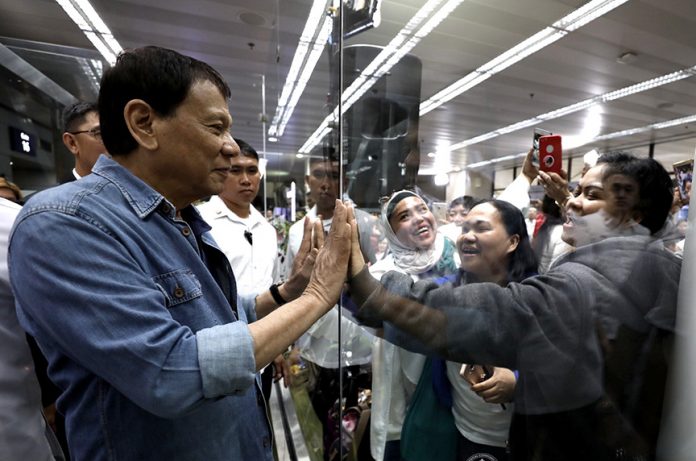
[
  {"x1": 9, "y1": 46, "x2": 351, "y2": 461},
  {"x1": 348, "y1": 154, "x2": 680, "y2": 461}
]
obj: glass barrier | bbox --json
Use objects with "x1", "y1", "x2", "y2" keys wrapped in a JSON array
[
  {"x1": 2, "y1": 2, "x2": 694, "y2": 460},
  {"x1": 272, "y1": 2, "x2": 693, "y2": 461}
]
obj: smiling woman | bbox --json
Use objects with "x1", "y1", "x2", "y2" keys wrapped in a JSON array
[{"x1": 368, "y1": 189, "x2": 459, "y2": 461}]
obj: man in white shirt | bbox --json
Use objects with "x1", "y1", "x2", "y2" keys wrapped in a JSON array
[
  {"x1": 197, "y1": 138, "x2": 284, "y2": 398},
  {"x1": 0, "y1": 198, "x2": 63, "y2": 460},
  {"x1": 197, "y1": 138, "x2": 278, "y2": 299},
  {"x1": 285, "y1": 157, "x2": 376, "y2": 445},
  {"x1": 61, "y1": 102, "x2": 107, "y2": 181}
]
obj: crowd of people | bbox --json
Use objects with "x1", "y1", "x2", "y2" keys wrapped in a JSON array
[{"x1": 0, "y1": 45, "x2": 688, "y2": 461}]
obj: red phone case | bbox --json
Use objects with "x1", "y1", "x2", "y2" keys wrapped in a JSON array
[{"x1": 538, "y1": 135, "x2": 562, "y2": 174}]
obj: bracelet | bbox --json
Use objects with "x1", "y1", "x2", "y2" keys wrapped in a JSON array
[{"x1": 269, "y1": 283, "x2": 287, "y2": 306}]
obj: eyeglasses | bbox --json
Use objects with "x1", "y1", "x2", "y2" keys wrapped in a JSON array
[{"x1": 68, "y1": 127, "x2": 102, "y2": 142}]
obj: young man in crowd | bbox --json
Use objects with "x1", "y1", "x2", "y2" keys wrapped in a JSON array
[
  {"x1": 9, "y1": 46, "x2": 352, "y2": 461},
  {"x1": 196, "y1": 138, "x2": 287, "y2": 397},
  {"x1": 439, "y1": 195, "x2": 478, "y2": 244},
  {"x1": 284, "y1": 156, "x2": 376, "y2": 452},
  {"x1": 197, "y1": 138, "x2": 278, "y2": 299}
]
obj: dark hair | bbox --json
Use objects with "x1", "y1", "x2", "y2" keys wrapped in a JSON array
[
  {"x1": 540, "y1": 194, "x2": 562, "y2": 219},
  {"x1": 478, "y1": 199, "x2": 538, "y2": 282},
  {"x1": 448, "y1": 195, "x2": 480, "y2": 212},
  {"x1": 98, "y1": 46, "x2": 230, "y2": 156},
  {"x1": 62, "y1": 101, "x2": 98, "y2": 132},
  {"x1": 234, "y1": 138, "x2": 259, "y2": 161},
  {"x1": 0, "y1": 177, "x2": 23, "y2": 203},
  {"x1": 599, "y1": 151, "x2": 673, "y2": 234}
]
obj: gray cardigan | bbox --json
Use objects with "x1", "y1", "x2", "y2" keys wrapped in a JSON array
[{"x1": 351, "y1": 235, "x2": 681, "y2": 415}]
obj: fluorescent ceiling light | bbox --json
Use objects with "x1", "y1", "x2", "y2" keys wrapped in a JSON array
[
  {"x1": 55, "y1": 0, "x2": 122, "y2": 65},
  {"x1": 434, "y1": 172, "x2": 450, "y2": 186},
  {"x1": 594, "y1": 114, "x2": 696, "y2": 141},
  {"x1": 77, "y1": 57, "x2": 102, "y2": 92},
  {"x1": 268, "y1": 0, "x2": 332, "y2": 138},
  {"x1": 464, "y1": 113, "x2": 696, "y2": 170},
  {"x1": 300, "y1": 0, "x2": 464, "y2": 153},
  {"x1": 419, "y1": 0, "x2": 630, "y2": 116},
  {"x1": 449, "y1": 63, "x2": 696, "y2": 152}
]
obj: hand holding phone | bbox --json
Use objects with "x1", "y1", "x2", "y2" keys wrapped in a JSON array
[
  {"x1": 461, "y1": 364, "x2": 493, "y2": 386},
  {"x1": 538, "y1": 135, "x2": 562, "y2": 175}
]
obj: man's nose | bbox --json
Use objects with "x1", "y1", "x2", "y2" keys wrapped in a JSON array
[{"x1": 221, "y1": 133, "x2": 238, "y2": 157}]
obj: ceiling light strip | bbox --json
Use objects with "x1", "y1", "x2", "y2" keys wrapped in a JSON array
[
  {"x1": 465, "y1": 113, "x2": 696, "y2": 169},
  {"x1": 77, "y1": 57, "x2": 101, "y2": 92},
  {"x1": 268, "y1": 0, "x2": 331, "y2": 137},
  {"x1": 343, "y1": 0, "x2": 464, "y2": 112},
  {"x1": 299, "y1": 0, "x2": 464, "y2": 153},
  {"x1": 273, "y1": 17, "x2": 333, "y2": 137},
  {"x1": 419, "y1": 0, "x2": 630, "y2": 116},
  {"x1": 55, "y1": 0, "x2": 122, "y2": 65},
  {"x1": 449, "y1": 64, "x2": 696, "y2": 152}
]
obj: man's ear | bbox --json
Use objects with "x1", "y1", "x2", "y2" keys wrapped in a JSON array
[
  {"x1": 62, "y1": 132, "x2": 79, "y2": 155},
  {"x1": 124, "y1": 99, "x2": 158, "y2": 151}
]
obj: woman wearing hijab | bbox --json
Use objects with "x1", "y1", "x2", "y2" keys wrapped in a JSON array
[{"x1": 368, "y1": 190, "x2": 458, "y2": 461}]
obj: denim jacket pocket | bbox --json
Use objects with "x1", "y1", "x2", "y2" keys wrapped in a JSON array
[{"x1": 152, "y1": 269, "x2": 203, "y2": 307}]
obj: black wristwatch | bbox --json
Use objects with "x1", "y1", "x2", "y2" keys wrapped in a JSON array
[{"x1": 269, "y1": 283, "x2": 287, "y2": 306}]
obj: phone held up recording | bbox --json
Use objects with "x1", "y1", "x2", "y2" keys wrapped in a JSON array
[{"x1": 538, "y1": 135, "x2": 562, "y2": 175}]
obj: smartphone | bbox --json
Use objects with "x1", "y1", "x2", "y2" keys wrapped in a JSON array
[
  {"x1": 532, "y1": 128, "x2": 551, "y2": 151},
  {"x1": 462, "y1": 364, "x2": 492, "y2": 385},
  {"x1": 538, "y1": 134, "x2": 562, "y2": 174},
  {"x1": 532, "y1": 128, "x2": 551, "y2": 167}
]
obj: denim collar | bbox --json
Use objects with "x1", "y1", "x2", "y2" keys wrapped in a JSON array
[{"x1": 91, "y1": 155, "x2": 169, "y2": 220}]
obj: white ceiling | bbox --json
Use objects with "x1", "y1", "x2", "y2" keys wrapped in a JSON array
[{"x1": 1, "y1": 0, "x2": 696, "y2": 182}]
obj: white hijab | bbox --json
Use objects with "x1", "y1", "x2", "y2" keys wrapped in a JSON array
[{"x1": 380, "y1": 190, "x2": 445, "y2": 275}]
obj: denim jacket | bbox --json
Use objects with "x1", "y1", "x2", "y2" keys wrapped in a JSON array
[{"x1": 9, "y1": 156, "x2": 273, "y2": 461}]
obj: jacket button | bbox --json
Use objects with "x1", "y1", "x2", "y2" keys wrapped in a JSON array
[
  {"x1": 173, "y1": 287, "x2": 185, "y2": 298},
  {"x1": 181, "y1": 227, "x2": 191, "y2": 237},
  {"x1": 162, "y1": 204, "x2": 171, "y2": 214}
]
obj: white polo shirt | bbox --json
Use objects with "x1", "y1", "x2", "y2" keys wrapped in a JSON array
[{"x1": 197, "y1": 195, "x2": 279, "y2": 298}]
